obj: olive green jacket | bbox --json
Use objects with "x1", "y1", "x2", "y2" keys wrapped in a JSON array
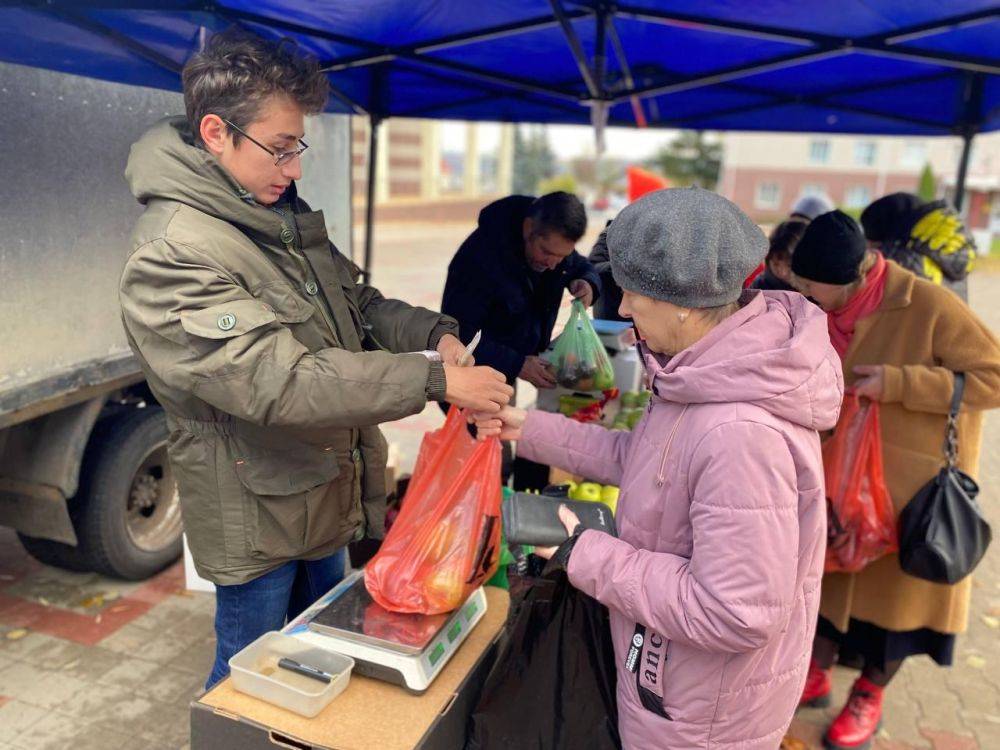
[{"x1": 120, "y1": 117, "x2": 456, "y2": 584}]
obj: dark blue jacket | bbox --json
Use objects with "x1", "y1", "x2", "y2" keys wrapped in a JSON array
[{"x1": 442, "y1": 196, "x2": 601, "y2": 383}]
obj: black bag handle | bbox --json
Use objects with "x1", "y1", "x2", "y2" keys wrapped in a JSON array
[{"x1": 944, "y1": 372, "x2": 965, "y2": 468}]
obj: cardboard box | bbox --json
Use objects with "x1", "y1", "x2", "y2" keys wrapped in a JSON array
[{"x1": 191, "y1": 587, "x2": 510, "y2": 750}]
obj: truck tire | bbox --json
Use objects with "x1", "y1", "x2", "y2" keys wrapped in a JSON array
[
  {"x1": 16, "y1": 533, "x2": 92, "y2": 572},
  {"x1": 77, "y1": 406, "x2": 183, "y2": 580}
]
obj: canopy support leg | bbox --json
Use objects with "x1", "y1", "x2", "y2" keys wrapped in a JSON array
[
  {"x1": 363, "y1": 115, "x2": 381, "y2": 283},
  {"x1": 953, "y1": 72, "x2": 984, "y2": 213},
  {"x1": 953, "y1": 131, "x2": 973, "y2": 212}
]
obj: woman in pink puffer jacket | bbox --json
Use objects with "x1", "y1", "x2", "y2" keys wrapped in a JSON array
[{"x1": 476, "y1": 188, "x2": 843, "y2": 749}]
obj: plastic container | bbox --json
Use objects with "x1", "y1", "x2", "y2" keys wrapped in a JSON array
[{"x1": 228, "y1": 631, "x2": 354, "y2": 717}]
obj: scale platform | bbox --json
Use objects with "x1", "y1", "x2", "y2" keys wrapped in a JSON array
[{"x1": 293, "y1": 570, "x2": 487, "y2": 694}]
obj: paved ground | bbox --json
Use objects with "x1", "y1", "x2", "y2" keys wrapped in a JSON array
[{"x1": 0, "y1": 222, "x2": 997, "y2": 749}]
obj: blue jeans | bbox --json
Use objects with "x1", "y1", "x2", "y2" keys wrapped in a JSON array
[{"x1": 206, "y1": 549, "x2": 347, "y2": 689}]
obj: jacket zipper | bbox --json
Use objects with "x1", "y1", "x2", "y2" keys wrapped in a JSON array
[
  {"x1": 270, "y1": 207, "x2": 360, "y2": 453},
  {"x1": 656, "y1": 404, "x2": 689, "y2": 486}
]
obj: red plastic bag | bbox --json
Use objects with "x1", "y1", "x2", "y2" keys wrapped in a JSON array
[
  {"x1": 823, "y1": 393, "x2": 898, "y2": 573},
  {"x1": 365, "y1": 407, "x2": 503, "y2": 614}
]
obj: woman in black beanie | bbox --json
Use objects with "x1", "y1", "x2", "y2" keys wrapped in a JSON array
[{"x1": 790, "y1": 211, "x2": 1000, "y2": 750}]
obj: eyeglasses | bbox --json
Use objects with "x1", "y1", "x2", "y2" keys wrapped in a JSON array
[{"x1": 222, "y1": 118, "x2": 309, "y2": 167}]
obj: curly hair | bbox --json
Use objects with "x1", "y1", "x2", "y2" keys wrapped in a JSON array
[{"x1": 182, "y1": 27, "x2": 329, "y2": 145}]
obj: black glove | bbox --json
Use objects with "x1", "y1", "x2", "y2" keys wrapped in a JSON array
[{"x1": 543, "y1": 523, "x2": 584, "y2": 574}]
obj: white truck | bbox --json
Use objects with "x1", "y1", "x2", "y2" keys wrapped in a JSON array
[{"x1": 0, "y1": 61, "x2": 352, "y2": 578}]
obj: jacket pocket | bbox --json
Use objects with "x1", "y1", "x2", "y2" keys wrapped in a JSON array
[
  {"x1": 180, "y1": 298, "x2": 277, "y2": 339},
  {"x1": 253, "y1": 281, "x2": 315, "y2": 325},
  {"x1": 232, "y1": 441, "x2": 355, "y2": 560}
]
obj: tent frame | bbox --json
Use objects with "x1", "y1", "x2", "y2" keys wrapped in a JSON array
[{"x1": 32, "y1": 0, "x2": 1000, "y2": 277}]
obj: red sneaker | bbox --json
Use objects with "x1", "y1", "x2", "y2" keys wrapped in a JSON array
[
  {"x1": 800, "y1": 659, "x2": 832, "y2": 708},
  {"x1": 824, "y1": 677, "x2": 884, "y2": 750}
]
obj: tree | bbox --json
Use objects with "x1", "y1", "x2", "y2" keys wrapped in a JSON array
[
  {"x1": 570, "y1": 156, "x2": 625, "y2": 200},
  {"x1": 537, "y1": 174, "x2": 578, "y2": 195},
  {"x1": 648, "y1": 130, "x2": 722, "y2": 189},
  {"x1": 918, "y1": 163, "x2": 937, "y2": 202},
  {"x1": 512, "y1": 125, "x2": 557, "y2": 194}
]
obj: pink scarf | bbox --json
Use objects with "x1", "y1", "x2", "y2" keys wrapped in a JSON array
[{"x1": 828, "y1": 253, "x2": 888, "y2": 358}]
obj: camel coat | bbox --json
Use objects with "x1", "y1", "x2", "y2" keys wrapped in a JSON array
[{"x1": 820, "y1": 261, "x2": 1000, "y2": 634}]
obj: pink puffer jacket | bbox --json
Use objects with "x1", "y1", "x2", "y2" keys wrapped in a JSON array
[{"x1": 518, "y1": 291, "x2": 843, "y2": 749}]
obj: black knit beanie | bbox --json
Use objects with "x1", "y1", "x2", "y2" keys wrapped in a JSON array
[
  {"x1": 791, "y1": 210, "x2": 867, "y2": 285},
  {"x1": 860, "y1": 192, "x2": 922, "y2": 242}
]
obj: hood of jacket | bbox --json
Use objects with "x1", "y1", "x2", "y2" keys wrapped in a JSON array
[
  {"x1": 645, "y1": 290, "x2": 843, "y2": 432},
  {"x1": 476, "y1": 195, "x2": 535, "y2": 262},
  {"x1": 125, "y1": 116, "x2": 293, "y2": 245}
]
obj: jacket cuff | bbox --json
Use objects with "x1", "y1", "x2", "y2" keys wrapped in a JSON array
[
  {"x1": 509, "y1": 352, "x2": 527, "y2": 382},
  {"x1": 881, "y1": 365, "x2": 904, "y2": 403},
  {"x1": 427, "y1": 317, "x2": 460, "y2": 350},
  {"x1": 566, "y1": 529, "x2": 611, "y2": 594},
  {"x1": 425, "y1": 361, "x2": 448, "y2": 402}
]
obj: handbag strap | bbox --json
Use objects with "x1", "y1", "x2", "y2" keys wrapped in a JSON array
[{"x1": 944, "y1": 372, "x2": 965, "y2": 467}]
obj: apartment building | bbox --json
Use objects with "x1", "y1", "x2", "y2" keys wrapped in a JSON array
[
  {"x1": 718, "y1": 132, "x2": 999, "y2": 233},
  {"x1": 349, "y1": 118, "x2": 514, "y2": 223}
]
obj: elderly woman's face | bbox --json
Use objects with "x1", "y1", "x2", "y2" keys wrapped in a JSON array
[
  {"x1": 790, "y1": 275, "x2": 852, "y2": 312},
  {"x1": 619, "y1": 290, "x2": 697, "y2": 356}
]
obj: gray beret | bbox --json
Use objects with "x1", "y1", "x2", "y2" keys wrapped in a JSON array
[{"x1": 608, "y1": 187, "x2": 767, "y2": 308}]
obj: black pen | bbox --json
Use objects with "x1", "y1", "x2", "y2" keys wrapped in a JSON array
[{"x1": 277, "y1": 657, "x2": 333, "y2": 684}]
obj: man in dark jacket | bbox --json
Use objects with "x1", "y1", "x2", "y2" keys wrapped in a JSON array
[
  {"x1": 442, "y1": 192, "x2": 600, "y2": 390},
  {"x1": 588, "y1": 221, "x2": 627, "y2": 322}
]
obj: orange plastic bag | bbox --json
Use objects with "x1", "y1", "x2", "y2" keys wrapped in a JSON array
[
  {"x1": 823, "y1": 393, "x2": 898, "y2": 573},
  {"x1": 365, "y1": 407, "x2": 503, "y2": 614}
]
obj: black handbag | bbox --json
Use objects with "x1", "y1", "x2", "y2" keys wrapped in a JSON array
[{"x1": 897, "y1": 373, "x2": 992, "y2": 584}]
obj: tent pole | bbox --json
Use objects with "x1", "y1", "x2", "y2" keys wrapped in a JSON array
[
  {"x1": 953, "y1": 131, "x2": 973, "y2": 213},
  {"x1": 953, "y1": 72, "x2": 984, "y2": 213},
  {"x1": 363, "y1": 115, "x2": 381, "y2": 283}
]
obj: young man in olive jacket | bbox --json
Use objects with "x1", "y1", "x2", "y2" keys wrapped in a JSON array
[{"x1": 119, "y1": 30, "x2": 512, "y2": 687}]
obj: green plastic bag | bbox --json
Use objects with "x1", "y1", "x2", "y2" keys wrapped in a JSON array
[
  {"x1": 487, "y1": 488, "x2": 525, "y2": 590},
  {"x1": 551, "y1": 300, "x2": 616, "y2": 392}
]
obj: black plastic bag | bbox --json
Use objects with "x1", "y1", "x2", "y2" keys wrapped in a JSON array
[{"x1": 466, "y1": 560, "x2": 620, "y2": 750}]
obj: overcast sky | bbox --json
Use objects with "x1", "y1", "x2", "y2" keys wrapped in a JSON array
[{"x1": 440, "y1": 120, "x2": 678, "y2": 162}]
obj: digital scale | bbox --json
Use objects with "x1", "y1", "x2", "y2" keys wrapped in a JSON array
[{"x1": 285, "y1": 570, "x2": 487, "y2": 694}]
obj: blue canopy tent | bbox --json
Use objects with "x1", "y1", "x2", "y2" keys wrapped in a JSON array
[{"x1": 2, "y1": 0, "x2": 998, "y2": 277}]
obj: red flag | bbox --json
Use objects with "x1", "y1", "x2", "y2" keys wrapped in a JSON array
[{"x1": 627, "y1": 166, "x2": 669, "y2": 203}]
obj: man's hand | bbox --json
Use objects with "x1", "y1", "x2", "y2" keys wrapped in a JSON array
[
  {"x1": 852, "y1": 365, "x2": 885, "y2": 401},
  {"x1": 519, "y1": 356, "x2": 557, "y2": 389},
  {"x1": 569, "y1": 279, "x2": 594, "y2": 308},
  {"x1": 444, "y1": 365, "x2": 513, "y2": 413},
  {"x1": 470, "y1": 405, "x2": 528, "y2": 442},
  {"x1": 436, "y1": 334, "x2": 469, "y2": 366}
]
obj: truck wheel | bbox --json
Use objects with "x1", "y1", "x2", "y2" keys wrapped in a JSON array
[
  {"x1": 77, "y1": 406, "x2": 183, "y2": 580},
  {"x1": 16, "y1": 533, "x2": 92, "y2": 572}
]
